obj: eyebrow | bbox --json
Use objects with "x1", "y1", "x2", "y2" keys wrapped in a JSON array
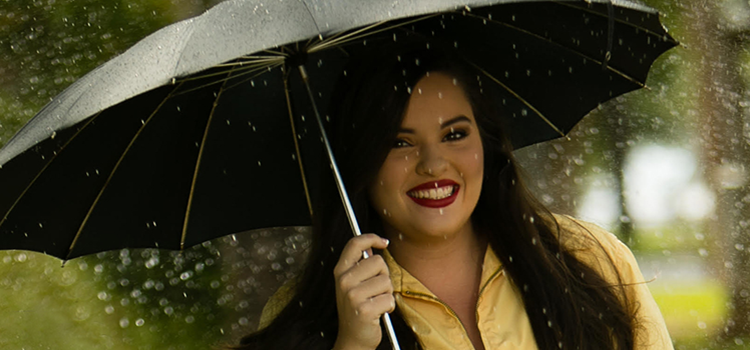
[{"x1": 398, "y1": 115, "x2": 472, "y2": 134}]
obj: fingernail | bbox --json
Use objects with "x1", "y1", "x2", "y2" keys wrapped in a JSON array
[{"x1": 382, "y1": 238, "x2": 390, "y2": 246}]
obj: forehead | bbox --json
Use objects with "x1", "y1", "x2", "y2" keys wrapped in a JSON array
[{"x1": 402, "y1": 72, "x2": 474, "y2": 126}]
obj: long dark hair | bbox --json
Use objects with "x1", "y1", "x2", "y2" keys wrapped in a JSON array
[{"x1": 234, "y1": 45, "x2": 637, "y2": 350}]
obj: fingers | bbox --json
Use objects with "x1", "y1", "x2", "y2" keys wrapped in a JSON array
[
  {"x1": 332, "y1": 235, "x2": 394, "y2": 349},
  {"x1": 351, "y1": 293, "x2": 396, "y2": 323},
  {"x1": 334, "y1": 233, "x2": 389, "y2": 277},
  {"x1": 337, "y1": 255, "x2": 389, "y2": 290}
]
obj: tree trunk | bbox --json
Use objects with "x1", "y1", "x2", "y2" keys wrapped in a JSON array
[{"x1": 691, "y1": 0, "x2": 750, "y2": 337}]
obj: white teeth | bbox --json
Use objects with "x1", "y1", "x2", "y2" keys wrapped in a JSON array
[{"x1": 408, "y1": 185, "x2": 455, "y2": 200}]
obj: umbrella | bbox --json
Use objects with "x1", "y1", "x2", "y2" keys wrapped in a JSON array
[{"x1": 0, "y1": 0, "x2": 675, "y2": 298}]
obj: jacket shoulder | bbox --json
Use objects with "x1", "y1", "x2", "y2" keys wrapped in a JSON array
[{"x1": 257, "y1": 278, "x2": 297, "y2": 330}]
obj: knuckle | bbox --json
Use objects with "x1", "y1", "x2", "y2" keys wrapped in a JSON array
[
  {"x1": 345, "y1": 288, "x2": 361, "y2": 303},
  {"x1": 338, "y1": 272, "x2": 354, "y2": 288},
  {"x1": 371, "y1": 254, "x2": 385, "y2": 264}
]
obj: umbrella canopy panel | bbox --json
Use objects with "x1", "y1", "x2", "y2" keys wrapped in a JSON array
[{"x1": 0, "y1": 0, "x2": 677, "y2": 259}]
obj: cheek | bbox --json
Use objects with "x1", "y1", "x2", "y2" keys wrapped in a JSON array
[{"x1": 368, "y1": 159, "x2": 404, "y2": 209}]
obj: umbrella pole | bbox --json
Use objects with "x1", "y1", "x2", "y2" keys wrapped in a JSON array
[{"x1": 297, "y1": 65, "x2": 401, "y2": 350}]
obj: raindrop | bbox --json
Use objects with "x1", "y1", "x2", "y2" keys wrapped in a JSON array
[
  {"x1": 120, "y1": 317, "x2": 130, "y2": 328},
  {"x1": 135, "y1": 318, "x2": 145, "y2": 327},
  {"x1": 438, "y1": 92, "x2": 443, "y2": 99},
  {"x1": 398, "y1": 233, "x2": 404, "y2": 241},
  {"x1": 50, "y1": 131, "x2": 57, "y2": 139},
  {"x1": 439, "y1": 208, "x2": 444, "y2": 215}
]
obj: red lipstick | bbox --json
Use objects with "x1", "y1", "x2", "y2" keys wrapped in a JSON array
[{"x1": 406, "y1": 179, "x2": 460, "y2": 208}]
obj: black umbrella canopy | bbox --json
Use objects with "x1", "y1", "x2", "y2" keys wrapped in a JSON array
[{"x1": 0, "y1": 0, "x2": 678, "y2": 260}]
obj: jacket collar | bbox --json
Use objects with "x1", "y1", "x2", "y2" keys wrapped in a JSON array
[{"x1": 383, "y1": 245, "x2": 503, "y2": 296}]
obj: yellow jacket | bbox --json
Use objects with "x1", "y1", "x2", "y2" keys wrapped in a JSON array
[{"x1": 259, "y1": 216, "x2": 673, "y2": 349}]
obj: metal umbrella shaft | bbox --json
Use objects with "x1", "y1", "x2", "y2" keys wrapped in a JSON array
[{"x1": 298, "y1": 65, "x2": 401, "y2": 350}]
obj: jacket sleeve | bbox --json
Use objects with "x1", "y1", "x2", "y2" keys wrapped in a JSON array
[{"x1": 559, "y1": 215, "x2": 674, "y2": 349}]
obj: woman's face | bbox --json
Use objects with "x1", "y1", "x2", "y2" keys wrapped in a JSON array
[{"x1": 368, "y1": 72, "x2": 484, "y2": 243}]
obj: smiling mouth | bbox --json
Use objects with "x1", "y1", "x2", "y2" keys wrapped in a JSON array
[
  {"x1": 407, "y1": 185, "x2": 458, "y2": 200},
  {"x1": 406, "y1": 180, "x2": 460, "y2": 208}
]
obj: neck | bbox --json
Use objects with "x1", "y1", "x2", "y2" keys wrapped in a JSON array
[{"x1": 385, "y1": 222, "x2": 486, "y2": 294}]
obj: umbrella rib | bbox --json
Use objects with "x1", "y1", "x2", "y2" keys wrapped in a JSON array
[
  {"x1": 308, "y1": 21, "x2": 388, "y2": 53},
  {"x1": 309, "y1": 14, "x2": 439, "y2": 53},
  {"x1": 180, "y1": 71, "x2": 233, "y2": 250},
  {"x1": 223, "y1": 62, "x2": 284, "y2": 91},
  {"x1": 283, "y1": 75, "x2": 314, "y2": 218},
  {"x1": 66, "y1": 83, "x2": 185, "y2": 260},
  {"x1": 179, "y1": 57, "x2": 283, "y2": 83},
  {"x1": 173, "y1": 61, "x2": 283, "y2": 97},
  {"x1": 464, "y1": 12, "x2": 646, "y2": 87},
  {"x1": 469, "y1": 61, "x2": 566, "y2": 138},
  {"x1": 553, "y1": 1, "x2": 679, "y2": 44},
  {"x1": 0, "y1": 113, "x2": 101, "y2": 229}
]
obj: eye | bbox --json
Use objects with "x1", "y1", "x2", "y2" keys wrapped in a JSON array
[
  {"x1": 443, "y1": 128, "x2": 468, "y2": 142},
  {"x1": 393, "y1": 139, "x2": 412, "y2": 148}
]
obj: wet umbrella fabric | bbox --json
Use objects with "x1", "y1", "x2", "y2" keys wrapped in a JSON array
[{"x1": 0, "y1": 0, "x2": 677, "y2": 261}]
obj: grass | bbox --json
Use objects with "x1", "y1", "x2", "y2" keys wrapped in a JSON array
[{"x1": 650, "y1": 281, "x2": 727, "y2": 340}]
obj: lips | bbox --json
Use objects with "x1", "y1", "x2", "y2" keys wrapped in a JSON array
[{"x1": 406, "y1": 179, "x2": 460, "y2": 208}]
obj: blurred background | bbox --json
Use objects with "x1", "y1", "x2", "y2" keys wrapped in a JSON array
[{"x1": 0, "y1": 0, "x2": 746, "y2": 349}]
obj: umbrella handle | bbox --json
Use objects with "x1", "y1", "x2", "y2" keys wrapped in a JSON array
[{"x1": 297, "y1": 65, "x2": 402, "y2": 350}]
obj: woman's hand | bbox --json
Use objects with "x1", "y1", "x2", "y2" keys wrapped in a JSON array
[{"x1": 332, "y1": 234, "x2": 395, "y2": 350}]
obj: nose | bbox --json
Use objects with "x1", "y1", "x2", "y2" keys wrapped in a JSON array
[{"x1": 415, "y1": 144, "x2": 447, "y2": 177}]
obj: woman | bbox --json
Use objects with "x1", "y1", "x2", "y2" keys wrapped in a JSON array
[{"x1": 234, "y1": 47, "x2": 672, "y2": 349}]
